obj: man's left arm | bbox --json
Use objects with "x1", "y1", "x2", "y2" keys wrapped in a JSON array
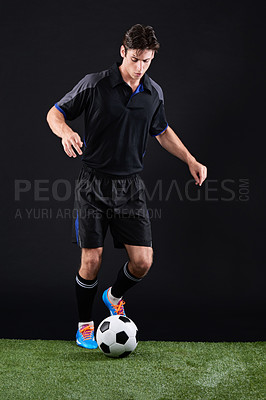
[{"x1": 156, "y1": 125, "x2": 207, "y2": 186}]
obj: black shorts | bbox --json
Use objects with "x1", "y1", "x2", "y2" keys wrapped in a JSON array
[{"x1": 72, "y1": 165, "x2": 152, "y2": 249}]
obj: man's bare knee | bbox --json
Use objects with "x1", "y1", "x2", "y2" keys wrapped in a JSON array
[
  {"x1": 129, "y1": 249, "x2": 153, "y2": 278},
  {"x1": 79, "y1": 247, "x2": 103, "y2": 280}
]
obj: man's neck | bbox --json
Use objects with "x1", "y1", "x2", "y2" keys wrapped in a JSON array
[{"x1": 119, "y1": 65, "x2": 140, "y2": 91}]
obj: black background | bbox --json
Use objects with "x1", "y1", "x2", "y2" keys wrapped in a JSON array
[{"x1": 1, "y1": 0, "x2": 264, "y2": 341}]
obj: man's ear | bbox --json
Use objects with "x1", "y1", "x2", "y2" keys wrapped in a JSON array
[{"x1": 120, "y1": 45, "x2": 126, "y2": 58}]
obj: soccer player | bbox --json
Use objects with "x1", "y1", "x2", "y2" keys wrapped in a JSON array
[{"x1": 47, "y1": 24, "x2": 207, "y2": 349}]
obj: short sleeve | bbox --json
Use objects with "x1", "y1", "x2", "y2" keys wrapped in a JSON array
[
  {"x1": 148, "y1": 80, "x2": 168, "y2": 137},
  {"x1": 55, "y1": 75, "x2": 91, "y2": 121},
  {"x1": 149, "y1": 100, "x2": 168, "y2": 137}
]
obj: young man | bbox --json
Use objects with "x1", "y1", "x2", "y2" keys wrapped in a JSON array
[{"x1": 47, "y1": 24, "x2": 207, "y2": 349}]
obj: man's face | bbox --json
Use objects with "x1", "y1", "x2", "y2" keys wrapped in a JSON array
[{"x1": 120, "y1": 46, "x2": 154, "y2": 80}]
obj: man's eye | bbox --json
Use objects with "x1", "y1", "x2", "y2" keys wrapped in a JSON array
[{"x1": 131, "y1": 59, "x2": 149, "y2": 63}]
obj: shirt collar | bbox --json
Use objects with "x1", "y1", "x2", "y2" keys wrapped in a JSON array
[{"x1": 109, "y1": 61, "x2": 152, "y2": 94}]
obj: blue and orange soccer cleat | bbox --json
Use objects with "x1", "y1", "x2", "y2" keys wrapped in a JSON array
[
  {"x1": 76, "y1": 323, "x2": 98, "y2": 349},
  {"x1": 102, "y1": 287, "x2": 126, "y2": 316}
]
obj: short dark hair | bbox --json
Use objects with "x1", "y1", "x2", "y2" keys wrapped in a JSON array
[{"x1": 122, "y1": 24, "x2": 160, "y2": 55}]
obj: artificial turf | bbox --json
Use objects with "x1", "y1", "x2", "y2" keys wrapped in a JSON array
[{"x1": 0, "y1": 340, "x2": 264, "y2": 400}]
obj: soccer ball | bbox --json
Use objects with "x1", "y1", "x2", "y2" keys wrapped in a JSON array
[{"x1": 96, "y1": 315, "x2": 138, "y2": 358}]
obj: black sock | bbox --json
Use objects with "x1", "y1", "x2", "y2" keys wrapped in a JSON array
[
  {"x1": 75, "y1": 272, "x2": 98, "y2": 322},
  {"x1": 111, "y1": 261, "x2": 142, "y2": 298}
]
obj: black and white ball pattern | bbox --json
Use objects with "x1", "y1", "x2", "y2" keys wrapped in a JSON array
[{"x1": 96, "y1": 315, "x2": 138, "y2": 358}]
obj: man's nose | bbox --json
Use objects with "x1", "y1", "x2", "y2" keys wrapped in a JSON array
[{"x1": 137, "y1": 61, "x2": 144, "y2": 72}]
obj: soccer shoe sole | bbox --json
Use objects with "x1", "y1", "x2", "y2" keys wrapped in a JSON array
[{"x1": 76, "y1": 338, "x2": 98, "y2": 349}]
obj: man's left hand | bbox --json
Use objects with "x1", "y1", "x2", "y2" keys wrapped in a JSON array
[{"x1": 188, "y1": 159, "x2": 207, "y2": 186}]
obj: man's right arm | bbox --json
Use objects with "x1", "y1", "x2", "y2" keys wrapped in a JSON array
[{"x1": 46, "y1": 106, "x2": 83, "y2": 158}]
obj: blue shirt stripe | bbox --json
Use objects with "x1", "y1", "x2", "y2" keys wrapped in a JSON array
[
  {"x1": 152, "y1": 123, "x2": 168, "y2": 137},
  {"x1": 54, "y1": 103, "x2": 66, "y2": 118}
]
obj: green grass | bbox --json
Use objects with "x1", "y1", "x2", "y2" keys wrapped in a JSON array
[{"x1": 0, "y1": 340, "x2": 265, "y2": 400}]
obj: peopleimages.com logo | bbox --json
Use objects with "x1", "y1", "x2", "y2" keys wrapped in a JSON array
[
  {"x1": 13, "y1": 178, "x2": 249, "y2": 220},
  {"x1": 14, "y1": 178, "x2": 249, "y2": 202}
]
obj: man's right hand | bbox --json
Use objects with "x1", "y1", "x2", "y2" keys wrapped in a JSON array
[
  {"x1": 46, "y1": 106, "x2": 84, "y2": 158},
  {"x1": 61, "y1": 132, "x2": 83, "y2": 158}
]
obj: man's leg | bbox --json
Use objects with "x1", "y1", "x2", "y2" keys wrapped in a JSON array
[
  {"x1": 102, "y1": 245, "x2": 153, "y2": 315},
  {"x1": 75, "y1": 247, "x2": 103, "y2": 349}
]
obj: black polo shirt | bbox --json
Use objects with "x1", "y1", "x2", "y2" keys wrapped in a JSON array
[{"x1": 55, "y1": 61, "x2": 168, "y2": 175}]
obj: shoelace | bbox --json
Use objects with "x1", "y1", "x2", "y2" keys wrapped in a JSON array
[
  {"x1": 80, "y1": 324, "x2": 94, "y2": 340},
  {"x1": 112, "y1": 300, "x2": 126, "y2": 315}
]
